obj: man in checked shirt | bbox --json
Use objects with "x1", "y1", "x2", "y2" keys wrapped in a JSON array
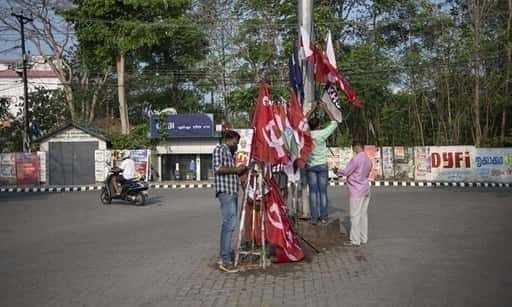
[{"x1": 213, "y1": 130, "x2": 248, "y2": 272}]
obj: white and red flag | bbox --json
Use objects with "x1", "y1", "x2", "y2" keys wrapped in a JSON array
[
  {"x1": 310, "y1": 40, "x2": 363, "y2": 108},
  {"x1": 300, "y1": 26, "x2": 314, "y2": 59},
  {"x1": 250, "y1": 83, "x2": 289, "y2": 165}
]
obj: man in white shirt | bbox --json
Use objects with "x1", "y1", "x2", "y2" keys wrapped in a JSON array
[
  {"x1": 111, "y1": 152, "x2": 136, "y2": 195},
  {"x1": 120, "y1": 152, "x2": 136, "y2": 180}
]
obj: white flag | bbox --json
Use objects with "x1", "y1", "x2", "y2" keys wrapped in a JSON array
[
  {"x1": 300, "y1": 26, "x2": 313, "y2": 58},
  {"x1": 326, "y1": 30, "x2": 337, "y2": 69}
]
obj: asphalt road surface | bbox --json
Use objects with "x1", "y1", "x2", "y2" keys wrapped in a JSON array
[{"x1": 1, "y1": 187, "x2": 511, "y2": 306}]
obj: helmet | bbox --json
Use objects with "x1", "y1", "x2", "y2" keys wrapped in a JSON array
[{"x1": 121, "y1": 151, "x2": 131, "y2": 160}]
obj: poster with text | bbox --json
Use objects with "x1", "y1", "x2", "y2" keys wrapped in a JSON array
[
  {"x1": 414, "y1": 147, "x2": 431, "y2": 181},
  {"x1": 381, "y1": 147, "x2": 394, "y2": 179},
  {"x1": 364, "y1": 145, "x2": 382, "y2": 181},
  {"x1": 0, "y1": 153, "x2": 16, "y2": 185},
  {"x1": 15, "y1": 153, "x2": 40, "y2": 185},
  {"x1": 94, "y1": 150, "x2": 111, "y2": 182},
  {"x1": 234, "y1": 129, "x2": 254, "y2": 167},
  {"x1": 394, "y1": 147, "x2": 414, "y2": 180},
  {"x1": 37, "y1": 151, "x2": 47, "y2": 183},
  {"x1": 327, "y1": 147, "x2": 353, "y2": 178},
  {"x1": 131, "y1": 149, "x2": 150, "y2": 179},
  {"x1": 327, "y1": 147, "x2": 342, "y2": 178},
  {"x1": 429, "y1": 146, "x2": 475, "y2": 182},
  {"x1": 473, "y1": 148, "x2": 512, "y2": 182}
]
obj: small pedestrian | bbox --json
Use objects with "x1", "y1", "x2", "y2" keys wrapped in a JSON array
[{"x1": 336, "y1": 141, "x2": 372, "y2": 247}]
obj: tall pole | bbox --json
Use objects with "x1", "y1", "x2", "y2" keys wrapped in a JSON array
[
  {"x1": 11, "y1": 11, "x2": 33, "y2": 152},
  {"x1": 297, "y1": 0, "x2": 314, "y2": 218},
  {"x1": 298, "y1": 0, "x2": 314, "y2": 113}
]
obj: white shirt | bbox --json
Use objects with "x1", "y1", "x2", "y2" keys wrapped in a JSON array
[{"x1": 120, "y1": 159, "x2": 136, "y2": 180}]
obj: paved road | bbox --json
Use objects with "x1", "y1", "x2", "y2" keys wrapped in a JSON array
[{"x1": 1, "y1": 187, "x2": 511, "y2": 307}]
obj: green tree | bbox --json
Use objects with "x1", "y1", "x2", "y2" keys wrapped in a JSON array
[
  {"x1": 65, "y1": 0, "x2": 204, "y2": 134},
  {"x1": 25, "y1": 88, "x2": 71, "y2": 135}
]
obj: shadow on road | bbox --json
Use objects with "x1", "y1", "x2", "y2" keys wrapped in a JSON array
[{"x1": 103, "y1": 195, "x2": 164, "y2": 207}]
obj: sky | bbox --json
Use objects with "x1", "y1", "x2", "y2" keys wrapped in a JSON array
[{"x1": 0, "y1": 0, "x2": 74, "y2": 61}]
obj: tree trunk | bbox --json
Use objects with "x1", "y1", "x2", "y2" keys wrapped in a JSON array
[
  {"x1": 412, "y1": 94, "x2": 425, "y2": 146},
  {"x1": 502, "y1": 0, "x2": 512, "y2": 145},
  {"x1": 88, "y1": 92, "x2": 98, "y2": 124},
  {"x1": 116, "y1": 54, "x2": 129, "y2": 135},
  {"x1": 63, "y1": 85, "x2": 76, "y2": 122},
  {"x1": 87, "y1": 71, "x2": 110, "y2": 124},
  {"x1": 474, "y1": 73, "x2": 482, "y2": 146},
  {"x1": 469, "y1": 0, "x2": 491, "y2": 147}
]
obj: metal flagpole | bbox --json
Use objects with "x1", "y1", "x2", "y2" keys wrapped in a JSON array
[
  {"x1": 298, "y1": 0, "x2": 314, "y2": 218},
  {"x1": 298, "y1": 0, "x2": 314, "y2": 113}
]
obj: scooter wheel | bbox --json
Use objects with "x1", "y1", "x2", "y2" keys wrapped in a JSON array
[
  {"x1": 100, "y1": 188, "x2": 112, "y2": 205},
  {"x1": 134, "y1": 192, "x2": 145, "y2": 206}
]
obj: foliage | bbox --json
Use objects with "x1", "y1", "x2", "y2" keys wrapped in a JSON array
[
  {"x1": 0, "y1": 98, "x2": 22, "y2": 152},
  {"x1": 3, "y1": 1, "x2": 511, "y2": 146},
  {"x1": 23, "y1": 88, "x2": 71, "y2": 136},
  {"x1": 110, "y1": 124, "x2": 157, "y2": 149}
]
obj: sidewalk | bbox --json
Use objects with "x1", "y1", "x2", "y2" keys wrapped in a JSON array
[{"x1": 1, "y1": 179, "x2": 510, "y2": 193}]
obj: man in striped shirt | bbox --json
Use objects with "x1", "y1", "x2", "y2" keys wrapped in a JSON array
[{"x1": 213, "y1": 130, "x2": 248, "y2": 272}]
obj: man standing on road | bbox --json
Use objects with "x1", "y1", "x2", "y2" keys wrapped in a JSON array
[
  {"x1": 336, "y1": 142, "x2": 372, "y2": 247},
  {"x1": 213, "y1": 130, "x2": 247, "y2": 272}
]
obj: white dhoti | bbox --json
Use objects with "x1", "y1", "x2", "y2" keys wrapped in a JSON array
[{"x1": 349, "y1": 194, "x2": 370, "y2": 245}]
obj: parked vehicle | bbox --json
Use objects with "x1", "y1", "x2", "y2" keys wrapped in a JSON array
[{"x1": 100, "y1": 167, "x2": 149, "y2": 206}]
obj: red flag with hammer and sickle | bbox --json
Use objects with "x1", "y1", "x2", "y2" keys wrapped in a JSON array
[{"x1": 251, "y1": 83, "x2": 289, "y2": 165}]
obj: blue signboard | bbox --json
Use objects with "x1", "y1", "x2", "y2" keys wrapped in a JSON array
[{"x1": 149, "y1": 113, "x2": 214, "y2": 139}]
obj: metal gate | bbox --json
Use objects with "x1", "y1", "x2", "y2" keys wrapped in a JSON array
[{"x1": 49, "y1": 142, "x2": 98, "y2": 185}]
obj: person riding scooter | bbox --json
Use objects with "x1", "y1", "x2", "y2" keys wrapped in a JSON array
[{"x1": 113, "y1": 152, "x2": 136, "y2": 195}]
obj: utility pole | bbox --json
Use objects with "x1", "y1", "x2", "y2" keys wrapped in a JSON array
[
  {"x1": 11, "y1": 10, "x2": 33, "y2": 152},
  {"x1": 298, "y1": 0, "x2": 314, "y2": 113}
]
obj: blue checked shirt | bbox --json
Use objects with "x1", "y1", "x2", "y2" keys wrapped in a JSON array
[{"x1": 213, "y1": 144, "x2": 239, "y2": 196}]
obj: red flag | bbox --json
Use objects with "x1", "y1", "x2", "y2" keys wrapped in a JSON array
[
  {"x1": 264, "y1": 178, "x2": 304, "y2": 262},
  {"x1": 251, "y1": 83, "x2": 289, "y2": 165},
  {"x1": 287, "y1": 90, "x2": 314, "y2": 162},
  {"x1": 311, "y1": 46, "x2": 363, "y2": 108}
]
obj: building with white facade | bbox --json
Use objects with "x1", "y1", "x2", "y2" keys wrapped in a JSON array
[{"x1": 0, "y1": 57, "x2": 62, "y2": 117}]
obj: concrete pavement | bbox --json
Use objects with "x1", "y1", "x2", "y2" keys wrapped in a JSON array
[{"x1": 1, "y1": 187, "x2": 511, "y2": 306}]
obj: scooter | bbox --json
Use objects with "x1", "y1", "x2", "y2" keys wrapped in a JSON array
[{"x1": 100, "y1": 167, "x2": 149, "y2": 206}]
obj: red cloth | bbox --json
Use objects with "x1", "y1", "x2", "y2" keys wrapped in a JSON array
[
  {"x1": 310, "y1": 46, "x2": 363, "y2": 108},
  {"x1": 242, "y1": 177, "x2": 304, "y2": 263},
  {"x1": 250, "y1": 83, "x2": 289, "y2": 165},
  {"x1": 264, "y1": 178, "x2": 304, "y2": 262},
  {"x1": 287, "y1": 90, "x2": 314, "y2": 163}
]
